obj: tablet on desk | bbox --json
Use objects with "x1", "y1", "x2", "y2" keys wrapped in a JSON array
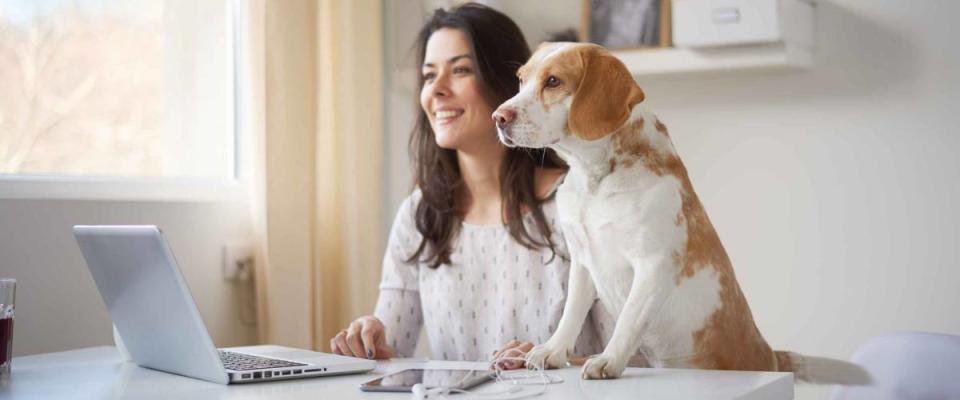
[{"x1": 359, "y1": 368, "x2": 494, "y2": 393}]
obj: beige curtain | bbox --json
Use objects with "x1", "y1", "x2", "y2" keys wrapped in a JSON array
[{"x1": 244, "y1": 0, "x2": 384, "y2": 350}]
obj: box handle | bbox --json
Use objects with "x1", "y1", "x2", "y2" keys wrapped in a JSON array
[{"x1": 712, "y1": 7, "x2": 741, "y2": 24}]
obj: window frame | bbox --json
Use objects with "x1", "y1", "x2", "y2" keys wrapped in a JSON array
[{"x1": 0, "y1": 175, "x2": 243, "y2": 202}]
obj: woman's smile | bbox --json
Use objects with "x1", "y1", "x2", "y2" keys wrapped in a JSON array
[{"x1": 434, "y1": 108, "x2": 465, "y2": 125}]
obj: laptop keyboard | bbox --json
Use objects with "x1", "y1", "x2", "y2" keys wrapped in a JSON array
[{"x1": 218, "y1": 350, "x2": 307, "y2": 371}]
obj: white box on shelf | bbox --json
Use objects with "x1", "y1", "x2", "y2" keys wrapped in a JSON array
[
  {"x1": 611, "y1": 0, "x2": 814, "y2": 76},
  {"x1": 672, "y1": 0, "x2": 813, "y2": 48}
]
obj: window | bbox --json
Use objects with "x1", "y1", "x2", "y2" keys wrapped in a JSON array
[{"x1": 0, "y1": 0, "x2": 236, "y2": 183}]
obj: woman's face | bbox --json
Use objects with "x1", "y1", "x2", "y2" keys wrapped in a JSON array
[{"x1": 420, "y1": 28, "x2": 498, "y2": 151}]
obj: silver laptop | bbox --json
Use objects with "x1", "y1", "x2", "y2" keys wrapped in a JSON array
[{"x1": 73, "y1": 225, "x2": 375, "y2": 384}]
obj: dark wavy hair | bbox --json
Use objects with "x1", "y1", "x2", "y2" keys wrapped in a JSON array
[{"x1": 407, "y1": 3, "x2": 566, "y2": 268}]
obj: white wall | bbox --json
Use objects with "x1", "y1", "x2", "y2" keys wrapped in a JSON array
[
  {"x1": 639, "y1": 2, "x2": 960, "y2": 398},
  {"x1": 385, "y1": 1, "x2": 960, "y2": 398},
  {"x1": 0, "y1": 197, "x2": 257, "y2": 356}
]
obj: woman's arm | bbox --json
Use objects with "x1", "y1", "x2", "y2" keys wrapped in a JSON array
[{"x1": 373, "y1": 289, "x2": 422, "y2": 357}]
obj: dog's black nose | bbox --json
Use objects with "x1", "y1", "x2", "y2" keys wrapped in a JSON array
[{"x1": 492, "y1": 107, "x2": 515, "y2": 129}]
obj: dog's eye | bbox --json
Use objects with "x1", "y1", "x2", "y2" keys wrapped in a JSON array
[{"x1": 544, "y1": 76, "x2": 561, "y2": 89}]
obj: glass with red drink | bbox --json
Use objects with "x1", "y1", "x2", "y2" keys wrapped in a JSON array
[{"x1": 0, "y1": 278, "x2": 14, "y2": 378}]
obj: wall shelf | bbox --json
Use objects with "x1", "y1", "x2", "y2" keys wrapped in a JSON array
[
  {"x1": 618, "y1": 0, "x2": 816, "y2": 76},
  {"x1": 614, "y1": 42, "x2": 811, "y2": 77}
]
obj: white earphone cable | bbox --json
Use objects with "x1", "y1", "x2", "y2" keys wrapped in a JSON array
[{"x1": 410, "y1": 348, "x2": 565, "y2": 400}]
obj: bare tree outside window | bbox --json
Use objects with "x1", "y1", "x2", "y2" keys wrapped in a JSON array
[{"x1": 0, "y1": 0, "x2": 234, "y2": 180}]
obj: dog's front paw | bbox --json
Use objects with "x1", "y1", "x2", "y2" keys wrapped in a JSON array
[
  {"x1": 581, "y1": 353, "x2": 627, "y2": 379},
  {"x1": 525, "y1": 343, "x2": 569, "y2": 370}
]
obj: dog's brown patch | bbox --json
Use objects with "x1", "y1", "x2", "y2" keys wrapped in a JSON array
[
  {"x1": 774, "y1": 351, "x2": 794, "y2": 372},
  {"x1": 533, "y1": 48, "x2": 585, "y2": 114},
  {"x1": 688, "y1": 270, "x2": 777, "y2": 371},
  {"x1": 671, "y1": 173, "x2": 777, "y2": 371},
  {"x1": 675, "y1": 188, "x2": 725, "y2": 280},
  {"x1": 612, "y1": 119, "x2": 644, "y2": 156},
  {"x1": 610, "y1": 118, "x2": 683, "y2": 178},
  {"x1": 655, "y1": 118, "x2": 669, "y2": 137}
]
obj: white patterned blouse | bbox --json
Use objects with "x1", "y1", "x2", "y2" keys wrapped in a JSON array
[{"x1": 374, "y1": 188, "x2": 616, "y2": 362}]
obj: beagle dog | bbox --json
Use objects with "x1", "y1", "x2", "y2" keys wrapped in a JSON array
[{"x1": 492, "y1": 43, "x2": 868, "y2": 383}]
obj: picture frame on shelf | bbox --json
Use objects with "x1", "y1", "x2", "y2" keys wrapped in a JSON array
[{"x1": 580, "y1": 0, "x2": 672, "y2": 50}]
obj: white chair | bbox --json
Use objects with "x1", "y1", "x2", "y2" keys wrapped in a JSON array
[{"x1": 831, "y1": 331, "x2": 960, "y2": 400}]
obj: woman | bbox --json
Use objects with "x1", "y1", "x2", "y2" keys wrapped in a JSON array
[{"x1": 329, "y1": 3, "x2": 615, "y2": 368}]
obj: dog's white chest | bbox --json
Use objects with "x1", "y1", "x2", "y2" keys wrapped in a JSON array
[
  {"x1": 555, "y1": 174, "x2": 601, "y2": 267},
  {"x1": 555, "y1": 171, "x2": 666, "y2": 267},
  {"x1": 555, "y1": 174, "x2": 638, "y2": 309},
  {"x1": 554, "y1": 168, "x2": 689, "y2": 316}
]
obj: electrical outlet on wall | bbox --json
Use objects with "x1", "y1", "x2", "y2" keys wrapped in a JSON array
[{"x1": 222, "y1": 243, "x2": 255, "y2": 282}]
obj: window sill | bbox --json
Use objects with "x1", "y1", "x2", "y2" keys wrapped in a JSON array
[{"x1": 0, "y1": 175, "x2": 245, "y2": 203}]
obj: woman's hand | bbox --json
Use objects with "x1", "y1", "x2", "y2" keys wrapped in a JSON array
[
  {"x1": 329, "y1": 315, "x2": 395, "y2": 360},
  {"x1": 492, "y1": 340, "x2": 535, "y2": 370}
]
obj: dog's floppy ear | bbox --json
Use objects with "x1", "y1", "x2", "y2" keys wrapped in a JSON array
[{"x1": 568, "y1": 47, "x2": 645, "y2": 141}]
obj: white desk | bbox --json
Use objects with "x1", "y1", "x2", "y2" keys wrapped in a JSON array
[{"x1": 2, "y1": 347, "x2": 793, "y2": 399}]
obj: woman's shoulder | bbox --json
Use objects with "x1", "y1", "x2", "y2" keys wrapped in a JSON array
[
  {"x1": 402, "y1": 187, "x2": 424, "y2": 211},
  {"x1": 384, "y1": 189, "x2": 426, "y2": 266},
  {"x1": 389, "y1": 188, "x2": 423, "y2": 235}
]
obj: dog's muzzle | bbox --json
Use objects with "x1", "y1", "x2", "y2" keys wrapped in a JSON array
[{"x1": 497, "y1": 126, "x2": 516, "y2": 147}]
